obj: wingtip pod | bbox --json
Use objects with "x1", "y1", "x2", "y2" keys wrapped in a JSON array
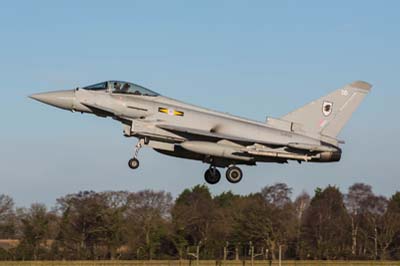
[{"x1": 350, "y1": 80, "x2": 372, "y2": 92}]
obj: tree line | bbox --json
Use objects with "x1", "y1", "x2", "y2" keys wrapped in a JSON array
[{"x1": 0, "y1": 183, "x2": 399, "y2": 261}]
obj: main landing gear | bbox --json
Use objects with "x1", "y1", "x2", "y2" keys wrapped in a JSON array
[
  {"x1": 204, "y1": 165, "x2": 243, "y2": 184},
  {"x1": 128, "y1": 138, "x2": 147, "y2": 170},
  {"x1": 128, "y1": 137, "x2": 244, "y2": 184},
  {"x1": 225, "y1": 166, "x2": 243, "y2": 184},
  {"x1": 204, "y1": 167, "x2": 221, "y2": 184}
]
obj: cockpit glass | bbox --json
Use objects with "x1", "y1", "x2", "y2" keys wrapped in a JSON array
[
  {"x1": 111, "y1": 81, "x2": 159, "y2": 96},
  {"x1": 83, "y1": 82, "x2": 108, "y2": 91}
]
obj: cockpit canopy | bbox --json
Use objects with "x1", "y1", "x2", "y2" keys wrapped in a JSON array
[
  {"x1": 83, "y1": 82, "x2": 108, "y2": 91},
  {"x1": 83, "y1": 81, "x2": 160, "y2": 96}
]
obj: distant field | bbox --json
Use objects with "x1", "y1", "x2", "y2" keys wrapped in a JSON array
[{"x1": 1, "y1": 261, "x2": 400, "y2": 266}]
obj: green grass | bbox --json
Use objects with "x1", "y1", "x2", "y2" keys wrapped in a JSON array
[{"x1": 0, "y1": 261, "x2": 400, "y2": 266}]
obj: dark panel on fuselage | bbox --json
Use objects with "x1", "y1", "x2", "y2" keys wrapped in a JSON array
[{"x1": 153, "y1": 147, "x2": 256, "y2": 168}]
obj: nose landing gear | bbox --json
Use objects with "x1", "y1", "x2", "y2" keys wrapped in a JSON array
[
  {"x1": 128, "y1": 158, "x2": 140, "y2": 169},
  {"x1": 128, "y1": 138, "x2": 145, "y2": 170}
]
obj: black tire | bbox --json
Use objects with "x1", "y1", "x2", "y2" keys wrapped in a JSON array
[
  {"x1": 204, "y1": 168, "x2": 221, "y2": 185},
  {"x1": 226, "y1": 166, "x2": 243, "y2": 183},
  {"x1": 128, "y1": 158, "x2": 140, "y2": 169}
]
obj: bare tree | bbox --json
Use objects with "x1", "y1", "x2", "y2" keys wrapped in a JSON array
[
  {"x1": 261, "y1": 183, "x2": 292, "y2": 208},
  {"x1": 294, "y1": 192, "x2": 310, "y2": 258},
  {"x1": 55, "y1": 191, "x2": 128, "y2": 260},
  {"x1": 377, "y1": 192, "x2": 400, "y2": 259},
  {"x1": 126, "y1": 190, "x2": 172, "y2": 259},
  {"x1": 301, "y1": 186, "x2": 351, "y2": 259},
  {"x1": 172, "y1": 185, "x2": 223, "y2": 259},
  {"x1": 0, "y1": 194, "x2": 15, "y2": 239},
  {"x1": 361, "y1": 195, "x2": 387, "y2": 259},
  {"x1": 294, "y1": 192, "x2": 310, "y2": 221},
  {"x1": 345, "y1": 183, "x2": 374, "y2": 257},
  {"x1": 17, "y1": 204, "x2": 53, "y2": 260}
]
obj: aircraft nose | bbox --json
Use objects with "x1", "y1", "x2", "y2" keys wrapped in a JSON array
[{"x1": 30, "y1": 90, "x2": 75, "y2": 110}]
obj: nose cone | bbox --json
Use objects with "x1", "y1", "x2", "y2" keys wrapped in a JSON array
[{"x1": 30, "y1": 90, "x2": 75, "y2": 110}]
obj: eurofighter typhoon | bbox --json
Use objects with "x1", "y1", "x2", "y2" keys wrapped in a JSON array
[{"x1": 30, "y1": 80, "x2": 371, "y2": 184}]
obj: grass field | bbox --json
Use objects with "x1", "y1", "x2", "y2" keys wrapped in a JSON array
[{"x1": 0, "y1": 261, "x2": 400, "y2": 266}]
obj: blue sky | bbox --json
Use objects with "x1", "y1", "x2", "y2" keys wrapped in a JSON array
[{"x1": 0, "y1": 1, "x2": 399, "y2": 206}]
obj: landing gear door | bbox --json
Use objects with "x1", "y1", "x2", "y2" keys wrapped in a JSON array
[{"x1": 123, "y1": 120, "x2": 148, "y2": 137}]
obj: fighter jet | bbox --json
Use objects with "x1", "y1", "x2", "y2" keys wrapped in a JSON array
[{"x1": 30, "y1": 80, "x2": 371, "y2": 184}]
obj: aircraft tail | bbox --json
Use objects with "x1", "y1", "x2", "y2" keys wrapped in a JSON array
[{"x1": 281, "y1": 81, "x2": 372, "y2": 138}]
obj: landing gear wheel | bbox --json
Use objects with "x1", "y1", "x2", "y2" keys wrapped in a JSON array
[
  {"x1": 204, "y1": 168, "x2": 221, "y2": 184},
  {"x1": 128, "y1": 158, "x2": 140, "y2": 169},
  {"x1": 128, "y1": 138, "x2": 145, "y2": 170},
  {"x1": 226, "y1": 166, "x2": 243, "y2": 183}
]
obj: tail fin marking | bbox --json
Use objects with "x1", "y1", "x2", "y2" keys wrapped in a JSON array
[{"x1": 281, "y1": 81, "x2": 372, "y2": 138}]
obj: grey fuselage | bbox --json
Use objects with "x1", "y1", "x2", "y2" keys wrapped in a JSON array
[{"x1": 31, "y1": 80, "x2": 355, "y2": 168}]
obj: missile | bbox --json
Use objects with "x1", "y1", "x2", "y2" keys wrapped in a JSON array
[{"x1": 180, "y1": 141, "x2": 252, "y2": 161}]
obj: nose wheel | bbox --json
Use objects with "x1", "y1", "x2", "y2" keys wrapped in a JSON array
[
  {"x1": 128, "y1": 158, "x2": 140, "y2": 169},
  {"x1": 204, "y1": 167, "x2": 221, "y2": 184},
  {"x1": 128, "y1": 138, "x2": 145, "y2": 170}
]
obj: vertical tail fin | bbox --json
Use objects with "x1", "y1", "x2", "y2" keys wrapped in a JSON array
[{"x1": 281, "y1": 81, "x2": 372, "y2": 138}]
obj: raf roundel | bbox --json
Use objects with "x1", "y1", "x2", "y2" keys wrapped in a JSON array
[{"x1": 158, "y1": 107, "x2": 184, "y2": 117}]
